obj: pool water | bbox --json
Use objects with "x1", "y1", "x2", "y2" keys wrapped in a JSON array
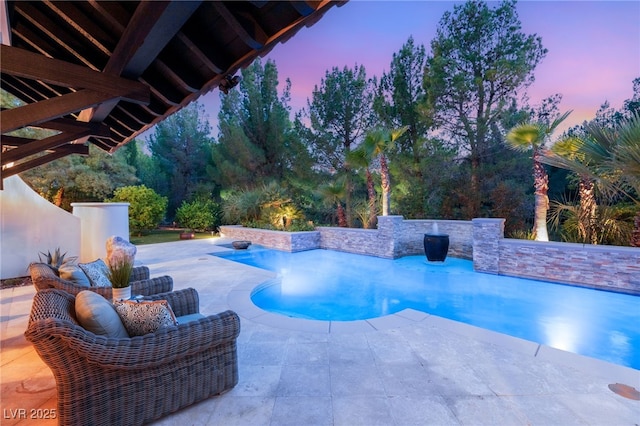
[{"x1": 213, "y1": 246, "x2": 640, "y2": 369}]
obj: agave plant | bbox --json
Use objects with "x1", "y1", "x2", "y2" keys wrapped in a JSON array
[{"x1": 38, "y1": 248, "x2": 77, "y2": 273}]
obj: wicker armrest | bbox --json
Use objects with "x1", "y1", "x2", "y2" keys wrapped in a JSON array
[
  {"x1": 32, "y1": 274, "x2": 67, "y2": 291},
  {"x1": 130, "y1": 265, "x2": 150, "y2": 282},
  {"x1": 59, "y1": 310, "x2": 241, "y2": 369},
  {"x1": 142, "y1": 288, "x2": 199, "y2": 317},
  {"x1": 29, "y1": 263, "x2": 62, "y2": 291},
  {"x1": 129, "y1": 275, "x2": 173, "y2": 297}
]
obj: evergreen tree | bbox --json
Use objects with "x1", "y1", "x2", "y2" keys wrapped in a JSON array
[
  {"x1": 303, "y1": 64, "x2": 375, "y2": 226},
  {"x1": 147, "y1": 102, "x2": 214, "y2": 219},
  {"x1": 374, "y1": 36, "x2": 429, "y2": 160},
  {"x1": 210, "y1": 59, "x2": 309, "y2": 190},
  {"x1": 424, "y1": 0, "x2": 547, "y2": 218}
]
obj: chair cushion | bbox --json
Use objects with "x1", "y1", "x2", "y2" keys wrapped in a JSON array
[
  {"x1": 79, "y1": 259, "x2": 112, "y2": 287},
  {"x1": 114, "y1": 300, "x2": 178, "y2": 336},
  {"x1": 75, "y1": 290, "x2": 129, "y2": 338},
  {"x1": 59, "y1": 264, "x2": 91, "y2": 287},
  {"x1": 176, "y1": 313, "x2": 206, "y2": 324}
]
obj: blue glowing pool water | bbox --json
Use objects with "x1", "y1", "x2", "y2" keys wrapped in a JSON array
[{"x1": 213, "y1": 246, "x2": 640, "y2": 369}]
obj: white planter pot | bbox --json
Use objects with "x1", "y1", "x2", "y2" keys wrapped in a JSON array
[{"x1": 112, "y1": 286, "x2": 131, "y2": 302}]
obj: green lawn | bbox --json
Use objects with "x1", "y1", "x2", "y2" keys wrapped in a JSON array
[{"x1": 130, "y1": 229, "x2": 215, "y2": 245}]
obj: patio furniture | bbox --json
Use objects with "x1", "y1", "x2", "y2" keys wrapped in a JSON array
[
  {"x1": 25, "y1": 287, "x2": 240, "y2": 426},
  {"x1": 29, "y1": 262, "x2": 173, "y2": 298}
]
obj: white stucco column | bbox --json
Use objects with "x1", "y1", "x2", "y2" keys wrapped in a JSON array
[{"x1": 72, "y1": 202, "x2": 129, "y2": 262}]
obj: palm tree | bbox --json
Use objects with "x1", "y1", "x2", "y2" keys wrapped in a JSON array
[
  {"x1": 541, "y1": 113, "x2": 640, "y2": 246},
  {"x1": 506, "y1": 111, "x2": 571, "y2": 241},
  {"x1": 346, "y1": 148, "x2": 377, "y2": 228},
  {"x1": 361, "y1": 126, "x2": 408, "y2": 216},
  {"x1": 318, "y1": 178, "x2": 348, "y2": 227},
  {"x1": 546, "y1": 136, "x2": 600, "y2": 244},
  {"x1": 614, "y1": 113, "x2": 640, "y2": 246},
  {"x1": 542, "y1": 124, "x2": 618, "y2": 244}
]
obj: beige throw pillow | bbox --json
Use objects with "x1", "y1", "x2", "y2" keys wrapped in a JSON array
[{"x1": 75, "y1": 290, "x2": 129, "y2": 338}]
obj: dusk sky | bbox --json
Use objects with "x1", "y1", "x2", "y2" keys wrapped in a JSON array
[{"x1": 192, "y1": 0, "x2": 640, "y2": 139}]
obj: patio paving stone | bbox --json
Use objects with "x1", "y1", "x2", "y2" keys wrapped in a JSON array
[{"x1": 1, "y1": 237, "x2": 638, "y2": 425}]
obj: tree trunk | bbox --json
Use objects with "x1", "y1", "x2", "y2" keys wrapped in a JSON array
[
  {"x1": 337, "y1": 203, "x2": 347, "y2": 228},
  {"x1": 344, "y1": 171, "x2": 353, "y2": 227},
  {"x1": 532, "y1": 158, "x2": 549, "y2": 241},
  {"x1": 380, "y1": 155, "x2": 391, "y2": 216},
  {"x1": 578, "y1": 177, "x2": 598, "y2": 245},
  {"x1": 366, "y1": 168, "x2": 377, "y2": 228},
  {"x1": 631, "y1": 209, "x2": 640, "y2": 247},
  {"x1": 468, "y1": 154, "x2": 481, "y2": 219},
  {"x1": 53, "y1": 187, "x2": 64, "y2": 207}
]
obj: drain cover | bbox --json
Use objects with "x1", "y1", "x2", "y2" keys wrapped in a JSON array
[{"x1": 608, "y1": 383, "x2": 640, "y2": 400}]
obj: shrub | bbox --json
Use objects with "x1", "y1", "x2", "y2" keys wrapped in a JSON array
[
  {"x1": 109, "y1": 185, "x2": 167, "y2": 236},
  {"x1": 175, "y1": 199, "x2": 222, "y2": 232},
  {"x1": 222, "y1": 183, "x2": 309, "y2": 231}
]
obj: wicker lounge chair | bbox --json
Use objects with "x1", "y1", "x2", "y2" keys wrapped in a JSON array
[
  {"x1": 25, "y1": 288, "x2": 240, "y2": 426},
  {"x1": 29, "y1": 262, "x2": 173, "y2": 298}
]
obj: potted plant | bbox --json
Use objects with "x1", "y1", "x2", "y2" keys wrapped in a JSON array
[{"x1": 108, "y1": 258, "x2": 134, "y2": 301}]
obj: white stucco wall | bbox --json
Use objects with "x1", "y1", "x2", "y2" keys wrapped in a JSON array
[
  {"x1": 72, "y1": 202, "x2": 129, "y2": 263},
  {"x1": 0, "y1": 176, "x2": 81, "y2": 279}
]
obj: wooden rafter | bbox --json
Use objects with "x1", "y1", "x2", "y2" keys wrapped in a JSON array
[
  {"x1": 0, "y1": 45, "x2": 148, "y2": 103},
  {"x1": 3, "y1": 128, "x2": 94, "y2": 164},
  {"x1": 1, "y1": 0, "x2": 344, "y2": 182},
  {"x1": 2, "y1": 90, "x2": 120, "y2": 134},
  {"x1": 1, "y1": 145, "x2": 90, "y2": 180},
  {"x1": 212, "y1": 2, "x2": 268, "y2": 50},
  {"x1": 83, "y1": 1, "x2": 201, "y2": 124}
]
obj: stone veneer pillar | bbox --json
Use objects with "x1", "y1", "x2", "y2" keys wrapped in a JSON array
[
  {"x1": 376, "y1": 215, "x2": 404, "y2": 258},
  {"x1": 472, "y1": 218, "x2": 505, "y2": 273}
]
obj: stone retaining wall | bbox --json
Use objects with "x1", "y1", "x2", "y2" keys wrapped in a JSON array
[
  {"x1": 472, "y1": 218, "x2": 640, "y2": 295},
  {"x1": 221, "y1": 217, "x2": 639, "y2": 294},
  {"x1": 219, "y1": 225, "x2": 320, "y2": 252},
  {"x1": 221, "y1": 217, "x2": 473, "y2": 259}
]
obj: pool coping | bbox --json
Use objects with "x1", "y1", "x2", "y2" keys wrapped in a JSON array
[{"x1": 227, "y1": 280, "x2": 639, "y2": 384}]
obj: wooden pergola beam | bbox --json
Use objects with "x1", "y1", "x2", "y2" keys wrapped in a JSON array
[
  {"x1": 1, "y1": 144, "x2": 89, "y2": 179},
  {"x1": 0, "y1": 45, "x2": 148, "y2": 103},
  {"x1": 212, "y1": 2, "x2": 268, "y2": 50},
  {"x1": 85, "y1": 1, "x2": 201, "y2": 124},
  {"x1": 2, "y1": 128, "x2": 93, "y2": 164},
  {"x1": 1, "y1": 89, "x2": 120, "y2": 134}
]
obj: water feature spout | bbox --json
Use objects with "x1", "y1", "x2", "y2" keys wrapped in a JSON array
[{"x1": 425, "y1": 221, "x2": 449, "y2": 262}]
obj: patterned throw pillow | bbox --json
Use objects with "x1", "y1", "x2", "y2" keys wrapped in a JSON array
[
  {"x1": 78, "y1": 259, "x2": 112, "y2": 287},
  {"x1": 113, "y1": 300, "x2": 178, "y2": 337}
]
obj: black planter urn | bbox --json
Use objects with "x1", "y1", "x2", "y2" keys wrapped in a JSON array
[{"x1": 423, "y1": 234, "x2": 449, "y2": 262}]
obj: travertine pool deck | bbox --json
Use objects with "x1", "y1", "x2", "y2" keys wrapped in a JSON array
[{"x1": 1, "y1": 238, "x2": 638, "y2": 425}]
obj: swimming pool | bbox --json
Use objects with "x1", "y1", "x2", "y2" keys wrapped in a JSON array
[{"x1": 213, "y1": 246, "x2": 640, "y2": 369}]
